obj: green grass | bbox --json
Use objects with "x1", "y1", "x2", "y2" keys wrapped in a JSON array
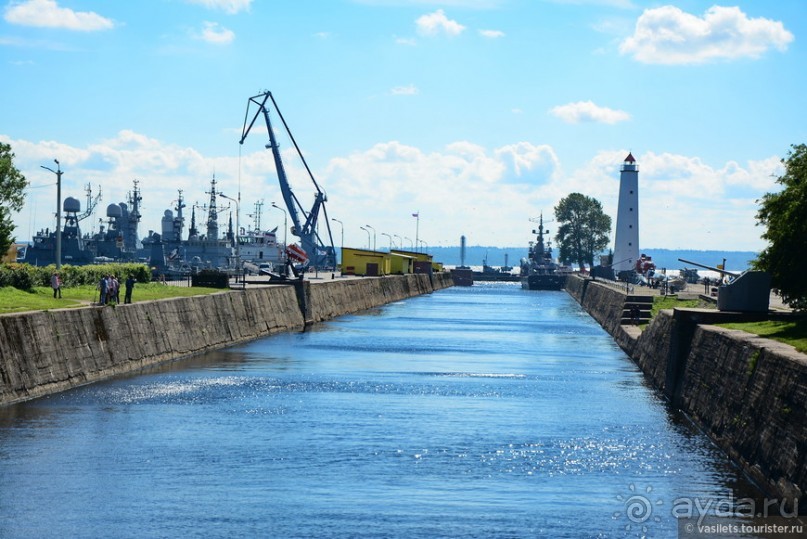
[
  {"x1": 650, "y1": 296, "x2": 713, "y2": 318},
  {"x1": 717, "y1": 319, "x2": 807, "y2": 354},
  {"x1": 0, "y1": 283, "x2": 224, "y2": 315}
]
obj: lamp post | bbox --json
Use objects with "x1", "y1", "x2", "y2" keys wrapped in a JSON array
[
  {"x1": 359, "y1": 226, "x2": 371, "y2": 250},
  {"x1": 418, "y1": 239, "x2": 428, "y2": 253},
  {"x1": 219, "y1": 192, "x2": 240, "y2": 279},
  {"x1": 381, "y1": 232, "x2": 393, "y2": 251},
  {"x1": 271, "y1": 202, "x2": 288, "y2": 274},
  {"x1": 331, "y1": 218, "x2": 343, "y2": 266},
  {"x1": 40, "y1": 159, "x2": 62, "y2": 270},
  {"x1": 404, "y1": 236, "x2": 413, "y2": 249},
  {"x1": 394, "y1": 235, "x2": 402, "y2": 250},
  {"x1": 365, "y1": 224, "x2": 376, "y2": 251}
]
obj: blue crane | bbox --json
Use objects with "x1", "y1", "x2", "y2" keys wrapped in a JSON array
[{"x1": 239, "y1": 91, "x2": 336, "y2": 270}]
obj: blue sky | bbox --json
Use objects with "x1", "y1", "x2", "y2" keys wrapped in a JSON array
[{"x1": 1, "y1": 0, "x2": 804, "y2": 253}]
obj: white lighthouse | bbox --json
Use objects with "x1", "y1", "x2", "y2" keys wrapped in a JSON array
[{"x1": 612, "y1": 152, "x2": 639, "y2": 274}]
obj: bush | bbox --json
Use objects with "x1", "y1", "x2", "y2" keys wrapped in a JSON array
[
  {"x1": 0, "y1": 263, "x2": 36, "y2": 290},
  {"x1": 0, "y1": 262, "x2": 151, "y2": 290}
]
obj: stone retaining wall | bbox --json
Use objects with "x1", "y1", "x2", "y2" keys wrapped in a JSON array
[
  {"x1": 0, "y1": 272, "x2": 454, "y2": 406},
  {"x1": 566, "y1": 274, "x2": 806, "y2": 506}
]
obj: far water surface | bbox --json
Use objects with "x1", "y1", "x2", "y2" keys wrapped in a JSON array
[{"x1": 0, "y1": 283, "x2": 767, "y2": 538}]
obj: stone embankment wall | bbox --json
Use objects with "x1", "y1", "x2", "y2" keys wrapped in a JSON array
[
  {"x1": 0, "y1": 272, "x2": 453, "y2": 406},
  {"x1": 566, "y1": 274, "x2": 806, "y2": 506}
]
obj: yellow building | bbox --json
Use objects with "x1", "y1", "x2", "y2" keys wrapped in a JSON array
[
  {"x1": 341, "y1": 248, "x2": 391, "y2": 276},
  {"x1": 389, "y1": 252, "x2": 415, "y2": 274},
  {"x1": 2, "y1": 243, "x2": 24, "y2": 263},
  {"x1": 391, "y1": 249, "x2": 435, "y2": 274}
]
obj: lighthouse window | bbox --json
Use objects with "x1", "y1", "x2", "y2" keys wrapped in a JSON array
[
  {"x1": 629, "y1": 225, "x2": 633, "y2": 228},
  {"x1": 630, "y1": 208, "x2": 633, "y2": 211}
]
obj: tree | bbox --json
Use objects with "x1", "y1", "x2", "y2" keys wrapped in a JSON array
[
  {"x1": 554, "y1": 192, "x2": 611, "y2": 271},
  {"x1": 0, "y1": 142, "x2": 28, "y2": 256},
  {"x1": 754, "y1": 143, "x2": 807, "y2": 310}
]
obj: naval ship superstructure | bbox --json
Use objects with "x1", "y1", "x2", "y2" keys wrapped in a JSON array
[{"x1": 22, "y1": 184, "x2": 101, "y2": 266}]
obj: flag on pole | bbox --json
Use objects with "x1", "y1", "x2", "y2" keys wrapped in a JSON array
[{"x1": 412, "y1": 212, "x2": 419, "y2": 217}]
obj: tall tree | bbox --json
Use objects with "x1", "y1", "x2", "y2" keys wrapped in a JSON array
[
  {"x1": 554, "y1": 193, "x2": 611, "y2": 271},
  {"x1": 0, "y1": 142, "x2": 28, "y2": 256},
  {"x1": 755, "y1": 143, "x2": 807, "y2": 310}
]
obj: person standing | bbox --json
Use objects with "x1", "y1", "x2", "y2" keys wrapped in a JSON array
[
  {"x1": 111, "y1": 275, "x2": 120, "y2": 304},
  {"x1": 51, "y1": 272, "x2": 62, "y2": 299},
  {"x1": 124, "y1": 274, "x2": 136, "y2": 304},
  {"x1": 97, "y1": 275, "x2": 108, "y2": 305}
]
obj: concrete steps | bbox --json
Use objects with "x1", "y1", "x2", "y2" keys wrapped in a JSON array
[{"x1": 621, "y1": 294, "x2": 653, "y2": 325}]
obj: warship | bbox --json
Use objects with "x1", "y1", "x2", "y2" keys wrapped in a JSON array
[
  {"x1": 519, "y1": 214, "x2": 570, "y2": 290},
  {"x1": 22, "y1": 184, "x2": 101, "y2": 266}
]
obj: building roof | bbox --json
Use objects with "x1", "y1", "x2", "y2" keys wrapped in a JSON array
[{"x1": 624, "y1": 152, "x2": 636, "y2": 163}]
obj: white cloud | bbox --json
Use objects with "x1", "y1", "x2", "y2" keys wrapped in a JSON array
[
  {"x1": 620, "y1": 5, "x2": 794, "y2": 65},
  {"x1": 549, "y1": 101, "x2": 630, "y2": 124},
  {"x1": 185, "y1": 0, "x2": 252, "y2": 15},
  {"x1": 3, "y1": 132, "x2": 781, "y2": 252},
  {"x1": 4, "y1": 0, "x2": 114, "y2": 31},
  {"x1": 197, "y1": 22, "x2": 235, "y2": 45},
  {"x1": 416, "y1": 9, "x2": 466, "y2": 37},
  {"x1": 479, "y1": 29, "x2": 505, "y2": 39},
  {"x1": 395, "y1": 36, "x2": 417, "y2": 46},
  {"x1": 390, "y1": 84, "x2": 419, "y2": 95},
  {"x1": 313, "y1": 32, "x2": 331, "y2": 40}
]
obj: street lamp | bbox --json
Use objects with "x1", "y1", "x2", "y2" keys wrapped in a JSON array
[
  {"x1": 271, "y1": 202, "x2": 288, "y2": 275},
  {"x1": 359, "y1": 226, "x2": 371, "y2": 250},
  {"x1": 40, "y1": 159, "x2": 62, "y2": 270},
  {"x1": 331, "y1": 218, "x2": 344, "y2": 264},
  {"x1": 418, "y1": 239, "x2": 428, "y2": 252},
  {"x1": 394, "y1": 235, "x2": 402, "y2": 249},
  {"x1": 219, "y1": 192, "x2": 240, "y2": 276},
  {"x1": 270, "y1": 202, "x2": 288, "y2": 247},
  {"x1": 381, "y1": 232, "x2": 393, "y2": 251},
  {"x1": 404, "y1": 236, "x2": 413, "y2": 249},
  {"x1": 365, "y1": 224, "x2": 376, "y2": 251}
]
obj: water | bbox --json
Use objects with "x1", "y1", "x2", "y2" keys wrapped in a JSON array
[{"x1": 0, "y1": 283, "x2": 772, "y2": 538}]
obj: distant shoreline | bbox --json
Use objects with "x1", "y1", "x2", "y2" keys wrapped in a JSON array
[{"x1": 429, "y1": 246, "x2": 758, "y2": 271}]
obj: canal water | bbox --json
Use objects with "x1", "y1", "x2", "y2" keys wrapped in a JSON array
[{"x1": 0, "y1": 283, "x2": 771, "y2": 538}]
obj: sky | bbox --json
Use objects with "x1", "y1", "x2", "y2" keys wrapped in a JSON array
[{"x1": 1, "y1": 0, "x2": 804, "y2": 254}]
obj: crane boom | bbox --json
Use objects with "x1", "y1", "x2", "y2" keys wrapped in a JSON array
[{"x1": 239, "y1": 91, "x2": 336, "y2": 269}]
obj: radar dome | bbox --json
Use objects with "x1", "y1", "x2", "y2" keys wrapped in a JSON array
[
  {"x1": 63, "y1": 197, "x2": 81, "y2": 213},
  {"x1": 106, "y1": 204, "x2": 122, "y2": 218}
]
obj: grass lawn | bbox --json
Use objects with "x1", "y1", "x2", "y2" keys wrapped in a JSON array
[
  {"x1": 650, "y1": 295, "x2": 715, "y2": 318},
  {"x1": 717, "y1": 319, "x2": 807, "y2": 354},
  {"x1": 0, "y1": 283, "x2": 224, "y2": 315}
]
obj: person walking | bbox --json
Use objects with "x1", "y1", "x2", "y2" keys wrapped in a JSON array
[
  {"x1": 124, "y1": 274, "x2": 136, "y2": 304},
  {"x1": 51, "y1": 272, "x2": 62, "y2": 299}
]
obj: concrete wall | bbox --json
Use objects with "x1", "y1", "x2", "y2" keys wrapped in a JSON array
[
  {"x1": 566, "y1": 274, "x2": 806, "y2": 505},
  {"x1": 0, "y1": 272, "x2": 454, "y2": 406}
]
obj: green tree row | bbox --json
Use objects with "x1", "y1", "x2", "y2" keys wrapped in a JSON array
[{"x1": 0, "y1": 263, "x2": 152, "y2": 291}]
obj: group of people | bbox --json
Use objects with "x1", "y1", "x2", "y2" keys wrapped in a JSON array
[
  {"x1": 48, "y1": 271, "x2": 137, "y2": 305},
  {"x1": 97, "y1": 274, "x2": 136, "y2": 305}
]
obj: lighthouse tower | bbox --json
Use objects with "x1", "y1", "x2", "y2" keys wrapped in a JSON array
[{"x1": 612, "y1": 152, "x2": 639, "y2": 274}]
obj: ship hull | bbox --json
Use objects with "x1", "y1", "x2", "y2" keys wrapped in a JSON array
[{"x1": 521, "y1": 273, "x2": 566, "y2": 290}]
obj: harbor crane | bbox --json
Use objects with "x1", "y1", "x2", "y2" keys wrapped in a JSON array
[{"x1": 239, "y1": 91, "x2": 336, "y2": 270}]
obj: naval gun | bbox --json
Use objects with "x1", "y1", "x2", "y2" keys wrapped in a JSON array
[
  {"x1": 239, "y1": 91, "x2": 336, "y2": 270},
  {"x1": 678, "y1": 258, "x2": 770, "y2": 312}
]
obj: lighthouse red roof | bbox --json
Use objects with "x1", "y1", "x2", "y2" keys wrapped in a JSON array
[{"x1": 624, "y1": 152, "x2": 636, "y2": 163}]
